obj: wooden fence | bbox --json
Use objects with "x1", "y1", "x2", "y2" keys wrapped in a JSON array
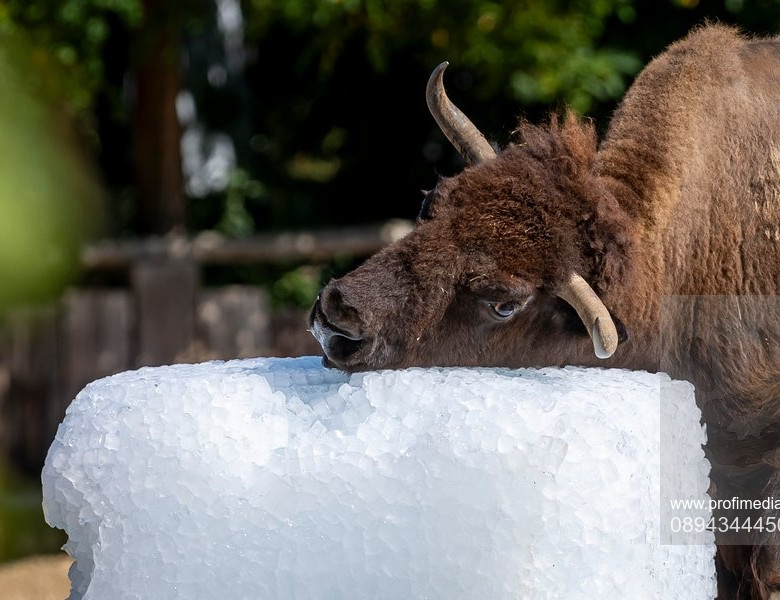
[{"x1": 0, "y1": 220, "x2": 412, "y2": 472}]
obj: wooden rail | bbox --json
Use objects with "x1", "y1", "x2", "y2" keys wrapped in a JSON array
[{"x1": 82, "y1": 220, "x2": 415, "y2": 269}]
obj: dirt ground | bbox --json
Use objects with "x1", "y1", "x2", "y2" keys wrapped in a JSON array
[{"x1": 0, "y1": 554, "x2": 72, "y2": 600}]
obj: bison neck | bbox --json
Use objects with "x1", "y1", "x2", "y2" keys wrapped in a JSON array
[
  {"x1": 596, "y1": 26, "x2": 780, "y2": 292},
  {"x1": 593, "y1": 25, "x2": 780, "y2": 435}
]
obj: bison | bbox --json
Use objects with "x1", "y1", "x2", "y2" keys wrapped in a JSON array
[{"x1": 309, "y1": 24, "x2": 780, "y2": 599}]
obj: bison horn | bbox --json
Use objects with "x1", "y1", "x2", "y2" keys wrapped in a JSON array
[
  {"x1": 426, "y1": 62, "x2": 497, "y2": 165},
  {"x1": 556, "y1": 273, "x2": 619, "y2": 359}
]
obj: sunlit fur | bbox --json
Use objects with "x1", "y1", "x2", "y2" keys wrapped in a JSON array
[{"x1": 311, "y1": 25, "x2": 780, "y2": 598}]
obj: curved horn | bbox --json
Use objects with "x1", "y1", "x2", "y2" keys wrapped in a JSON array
[
  {"x1": 426, "y1": 62, "x2": 497, "y2": 165},
  {"x1": 556, "y1": 273, "x2": 619, "y2": 359}
]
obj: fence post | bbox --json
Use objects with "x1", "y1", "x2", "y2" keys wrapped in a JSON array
[
  {"x1": 131, "y1": 259, "x2": 197, "y2": 367},
  {"x1": 59, "y1": 290, "x2": 135, "y2": 406}
]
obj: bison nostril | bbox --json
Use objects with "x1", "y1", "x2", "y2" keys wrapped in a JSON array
[
  {"x1": 313, "y1": 283, "x2": 367, "y2": 337},
  {"x1": 326, "y1": 334, "x2": 366, "y2": 364},
  {"x1": 318, "y1": 284, "x2": 345, "y2": 316},
  {"x1": 309, "y1": 294, "x2": 373, "y2": 369},
  {"x1": 311, "y1": 297, "x2": 362, "y2": 340}
]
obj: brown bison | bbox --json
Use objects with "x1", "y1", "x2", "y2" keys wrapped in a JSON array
[{"x1": 309, "y1": 25, "x2": 780, "y2": 599}]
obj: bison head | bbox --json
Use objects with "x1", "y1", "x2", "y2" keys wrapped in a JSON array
[{"x1": 310, "y1": 63, "x2": 633, "y2": 372}]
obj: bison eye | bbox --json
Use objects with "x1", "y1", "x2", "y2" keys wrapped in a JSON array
[{"x1": 487, "y1": 301, "x2": 517, "y2": 320}]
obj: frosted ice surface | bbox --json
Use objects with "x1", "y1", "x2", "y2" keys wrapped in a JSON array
[{"x1": 42, "y1": 357, "x2": 715, "y2": 599}]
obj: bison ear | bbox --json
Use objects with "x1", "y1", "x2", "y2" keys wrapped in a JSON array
[{"x1": 611, "y1": 310, "x2": 629, "y2": 344}]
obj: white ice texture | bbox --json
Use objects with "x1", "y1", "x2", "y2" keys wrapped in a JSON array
[{"x1": 42, "y1": 357, "x2": 716, "y2": 599}]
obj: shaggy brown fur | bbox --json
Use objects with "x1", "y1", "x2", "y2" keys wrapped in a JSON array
[{"x1": 310, "y1": 25, "x2": 780, "y2": 599}]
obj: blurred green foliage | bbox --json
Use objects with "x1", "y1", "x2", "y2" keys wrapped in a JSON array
[
  {"x1": 271, "y1": 265, "x2": 325, "y2": 310},
  {"x1": 0, "y1": 0, "x2": 143, "y2": 119},
  {"x1": 216, "y1": 168, "x2": 266, "y2": 237},
  {"x1": 246, "y1": 0, "x2": 641, "y2": 113},
  {"x1": 0, "y1": 459, "x2": 64, "y2": 561},
  {"x1": 0, "y1": 33, "x2": 102, "y2": 309},
  {"x1": 234, "y1": 0, "x2": 780, "y2": 233}
]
